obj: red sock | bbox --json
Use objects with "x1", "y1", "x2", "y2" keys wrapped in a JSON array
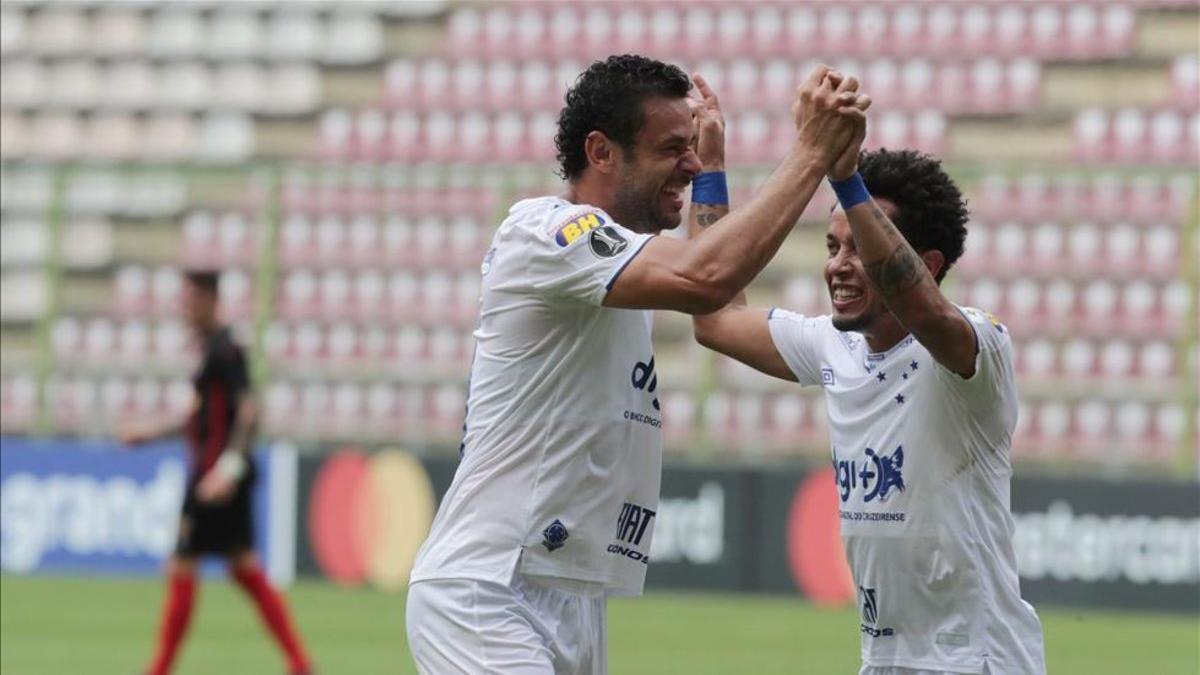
[
  {"x1": 147, "y1": 570, "x2": 196, "y2": 675},
  {"x1": 233, "y1": 565, "x2": 311, "y2": 674}
]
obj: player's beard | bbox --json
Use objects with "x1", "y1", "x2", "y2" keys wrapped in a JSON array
[
  {"x1": 613, "y1": 167, "x2": 679, "y2": 234},
  {"x1": 831, "y1": 296, "x2": 888, "y2": 333}
]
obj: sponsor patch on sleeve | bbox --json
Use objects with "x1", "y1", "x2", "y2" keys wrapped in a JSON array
[
  {"x1": 553, "y1": 210, "x2": 606, "y2": 247},
  {"x1": 965, "y1": 307, "x2": 1007, "y2": 333}
]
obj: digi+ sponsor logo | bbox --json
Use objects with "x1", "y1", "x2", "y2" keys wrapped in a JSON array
[
  {"x1": 625, "y1": 356, "x2": 663, "y2": 428},
  {"x1": 607, "y1": 502, "x2": 655, "y2": 564},
  {"x1": 859, "y1": 586, "x2": 895, "y2": 637},
  {"x1": 834, "y1": 445, "x2": 906, "y2": 504}
]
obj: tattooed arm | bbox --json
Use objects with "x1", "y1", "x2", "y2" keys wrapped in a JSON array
[{"x1": 842, "y1": 199, "x2": 978, "y2": 377}]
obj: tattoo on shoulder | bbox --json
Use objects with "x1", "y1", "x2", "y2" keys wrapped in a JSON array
[
  {"x1": 696, "y1": 212, "x2": 720, "y2": 228},
  {"x1": 864, "y1": 243, "x2": 924, "y2": 296}
]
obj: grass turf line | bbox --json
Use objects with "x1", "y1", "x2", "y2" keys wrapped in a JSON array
[{"x1": 1, "y1": 575, "x2": 1196, "y2": 674}]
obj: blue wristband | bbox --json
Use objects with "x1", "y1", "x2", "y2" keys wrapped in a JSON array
[
  {"x1": 829, "y1": 172, "x2": 871, "y2": 210},
  {"x1": 691, "y1": 172, "x2": 729, "y2": 205}
]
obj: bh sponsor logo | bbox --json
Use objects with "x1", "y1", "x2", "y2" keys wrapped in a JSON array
[
  {"x1": 834, "y1": 445, "x2": 906, "y2": 504},
  {"x1": 608, "y1": 501, "x2": 655, "y2": 564},
  {"x1": 554, "y1": 211, "x2": 605, "y2": 247},
  {"x1": 307, "y1": 449, "x2": 434, "y2": 590}
]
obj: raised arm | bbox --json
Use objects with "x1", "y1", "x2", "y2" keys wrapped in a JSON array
[
  {"x1": 827, "y1": 148, "x2": 977, "y2": 378},
  {"x1": 605, "y1": 66, "x2": 870, "y2": 315}
]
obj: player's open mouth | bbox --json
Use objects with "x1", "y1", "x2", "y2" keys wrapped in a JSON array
[
  {"x1": 662, "y1": 186, "x2": 685, "y2": 211},
  {"x1": 830, "y1": 284, "x2": 864, "y2": 311}
]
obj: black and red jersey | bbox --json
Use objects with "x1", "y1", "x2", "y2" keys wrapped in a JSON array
[{"x1": 185, "y1": 327, "x2": 250, "y2": 478}]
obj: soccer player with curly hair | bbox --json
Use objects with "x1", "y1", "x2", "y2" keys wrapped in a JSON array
[{"x1": 691, "y1": 143, "x2": 1047, "y2": 674}]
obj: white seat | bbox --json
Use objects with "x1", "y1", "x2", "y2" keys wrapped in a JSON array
[
  {"x1": 1075, "y1": 400, "x2": 1110, "y2": 438},
  {"x1": 158, "y1": 63, "x2": 211, "y2": 111},
  {"x1": 294, "y1": 322, "x2": 322, "y2": 359},
  {"x1": 33, "y1": 8, "x2": 87, "y2": 56},
  {"x1": 88, "y1": 114, "x2": 140, "y2": 160},
  {"x1": 0, "y1": 8, "x2": 26, "y2": 55},
  {"x1": 208, "y1": 11, "x2": 261, "y2": 60},
  {"x1": 268, "y1": 12, "x2": 321, "y2": 61},
  {"x1": 149, "y1": 10, "x2": 204, "y2": 59},
  {"x1": 51, "y1": 60, "x2": 100, "y2": 109},
  {"x1": 324, "y1": 13, "x2": 383, "y2": 64},
  {"x1": 199, "y1": 114, "x2": 255, "y2": 163},
  {"x1": 0, "y1": 218, "x2": 47, "y2": 266},
  {"x1": 1099, "y1": 339, "x2": 1134, "y2": 378},
  {"x1": 93, "y1": 9, "x2": 146, "y2": 57},
  {"x1": 105, "y1": 61, "x2": 155, "y2": 110},
  {"x1": 1, "y1": 59, "x2": 43, "y2": 107},
  {"x1": 1023, "y1": 338, "x2": 1056, "y2": 376},
  {"x1": 142, "y1": 114, "x2": 198, "y2": 161},
  {"x1": 33, "y1": 113, "x2": 83, "y2": 160},
  {"x1": 214, "y1": 63, "x2": 266, "y2": 111},
  {"x1": 1081, "y1": 280, "x2": 1117, "y2": 317}
]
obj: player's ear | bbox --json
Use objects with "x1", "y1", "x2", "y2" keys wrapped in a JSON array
[
  {"x1": 920, "y1": 249, "x2": 945, "y2": 283},
  {"x1": 584, "y1": 131, "x2": 618, "y2": 175}
]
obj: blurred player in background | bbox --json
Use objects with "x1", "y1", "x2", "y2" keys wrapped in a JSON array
[
  {"x1": 405, "y1": 55, "x2": 869, "y2": 674},
  {"x1": 691, "y1": 128, "x2": 1046, "y2": 671},
  {"x1": 121, "y1": 270, "x2": 312, "y2": 675}
]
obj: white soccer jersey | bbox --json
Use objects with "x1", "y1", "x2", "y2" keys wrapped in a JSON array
[
  {"x1": 769, "y1": 306, "x2": 1045, "y2": 674},
  {"x1": 410, "y1": 196, "x2": 665, "y2": 597}
]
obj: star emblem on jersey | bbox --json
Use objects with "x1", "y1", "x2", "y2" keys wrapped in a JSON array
[
  {"x1": 910, "y1": 360, "x2": 919, "y2": 371},
  {"x1": 876, "y1": 372, "x2": 887, "y2": 382},
  {"x1": 542, "y1": 519, "x2": 569, "y2": 552},
  {"x1": 895, "y1": 393, "x2": 905, "y2": 405}
]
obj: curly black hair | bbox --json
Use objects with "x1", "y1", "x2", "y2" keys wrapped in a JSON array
[
  {"x1": 858, "y1": 149, "x2": 969, "y2": 283},
  {"x1": 555, "y1": 55, "x2": 691, "y2": 180}
]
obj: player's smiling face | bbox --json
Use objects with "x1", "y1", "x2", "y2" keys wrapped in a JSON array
[
  {"x1": 824, "y1": 199, "x2": 900, "y2": 333},
  {"x1": 613, "y1": 96, "x2": 702, "y2": 233}
]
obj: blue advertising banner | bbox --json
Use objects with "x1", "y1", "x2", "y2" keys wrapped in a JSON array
[{"x1": 0, "y1": 438, "x2": 288, "y2": 579}]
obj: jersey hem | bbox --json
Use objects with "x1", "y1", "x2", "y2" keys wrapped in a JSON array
[{"x1": 861, "y1": 657, "x2": 984, "y2": 674}]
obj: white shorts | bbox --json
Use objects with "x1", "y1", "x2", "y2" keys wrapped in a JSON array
[{"x1": 407, "y1": 575, "x2": 607, "y2": 675}]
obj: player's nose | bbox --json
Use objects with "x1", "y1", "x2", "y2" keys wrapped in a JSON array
[{"x1": 679, "y1": 148, "x2": 702, "y2": 178}]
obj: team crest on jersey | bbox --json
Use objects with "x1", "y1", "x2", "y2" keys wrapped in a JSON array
[
  {"x1": 554, "y1": 211, "x2": 606, "y2": 247},
  {"x1": 542, "y1": 519, "x2": 569, "y2": 551}
]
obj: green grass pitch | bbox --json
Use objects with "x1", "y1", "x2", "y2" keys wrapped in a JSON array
[{"x1": 1, "y1": 575, "x2": 1196, "y2": 674}]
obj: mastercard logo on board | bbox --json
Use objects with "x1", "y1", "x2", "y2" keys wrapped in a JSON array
[{"x1": 308, "y1": 448, "x2": 434, "y2": 590}]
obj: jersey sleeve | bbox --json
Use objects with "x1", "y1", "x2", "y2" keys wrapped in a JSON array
[
  {"x1": 933, "y1": 306, "x2": 1016, "y2": 413},
  {"x1": 525, "y1": 206, "x2": 655, "y2": 306},
  {"x1": 766, "y1": 308, "x2": 827, "y2": 387}
]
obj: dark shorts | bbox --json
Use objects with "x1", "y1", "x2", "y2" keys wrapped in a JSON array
[{"x1": 175, "y1": 472, "x2": 256, "y2": 557}]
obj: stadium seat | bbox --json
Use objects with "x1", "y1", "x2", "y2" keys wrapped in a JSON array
[
  {"x1": 92, "y1": 9, "x2": 146, "y2": 57},
  {"x1": 148, "y1": 10, "x2": 205, "y2": 59},
  {"x1": 0, "y1": 374, "x2": 37, "y2": 433},
  {"x1": 0, "y1": 7, "x2": 26, "y2": 56},
  {"x1": 268, "y1": 11, "x2": 322, "y2": 62},
  {"x1": 32, "y1": 8, "x2": 87, "y2": 57},
  {"x1": 324, "y1": 13, "x2": 383, "y2": 65}
]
